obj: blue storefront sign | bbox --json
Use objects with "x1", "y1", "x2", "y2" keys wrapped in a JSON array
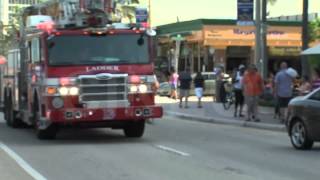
[
  {"x1": 135, "y1": 8, "x2": 148, "y2": 23},
  {"x1": 237, "y1": 0, "x2": 254, "y2": 25}
]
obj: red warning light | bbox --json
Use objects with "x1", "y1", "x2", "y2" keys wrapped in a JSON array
[
  {"x1": 140, "y1": 22, "x2": 149, "y2": 28},
  {"x1": 0, "y1": 55, "x2": 6, "y2": 65},
  {"x1": 36, "y1": 21, "x2": 55, "y2": 33}
]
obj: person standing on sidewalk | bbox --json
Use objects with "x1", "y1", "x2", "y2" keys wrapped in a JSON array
[
  {"x1": 311, "y1": 67, "x2": 320, "y2": 90},
  {"x1": 178, "y1": 67, "x2": 192, "y2": 108},
  {"x1": 242, "y1": 64, "x2": 264, "y2": 122},
  {"x1": 274, "y1": 62, "x2": 293, "y2": 122},
  {"x1": 194, "y1": 72, "x2": 205, "y2": 108},
  {"x1": 169, "y1": 68, "x2": 179, "y2": 99},
  {"x1": 233, "y1": 65, "x2": 245, "y2": 117}
]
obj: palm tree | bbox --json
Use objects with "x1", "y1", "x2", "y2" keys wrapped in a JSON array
[
  {"x1": 111, "y1": 0, "x2": 141, "y2": 23},
  {"x1": 261, "y1": 0, "x2": 277, "y2": 77}
]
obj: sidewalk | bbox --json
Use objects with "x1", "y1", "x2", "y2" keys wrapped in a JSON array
[{"x1": 156, "y1": 96, "x2": 286, "y2": 132}]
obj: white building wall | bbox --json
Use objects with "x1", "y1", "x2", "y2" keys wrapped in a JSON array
[
  {"x1": 0, "y1": 0, "x2": 9, "y2": 25},
  {"x1": 1, "y1": 0, "x2": 39, "y2": 25}
]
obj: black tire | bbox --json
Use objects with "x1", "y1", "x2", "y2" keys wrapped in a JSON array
[
  {"x1": 123, "y1": 121, "x2": 145, "y2": 138},
  {"x1": 4, "y1": 91, "x2": 23, "y2": 128},
  {"x1": 33, "y1": 98, "x2": 57, "y2": 140},
  {"x1": 290, "y1": 120, "x2": 314, "y2": 150},
  {"x1": 36, "y1": 124, "x2": 58, "y2": 140},
  {"x1": 3, "y1": 89, "x2": 8, "y2": 121},
  {"x1": 5, "y1": 92, "x2": 14, "y2": 127}
]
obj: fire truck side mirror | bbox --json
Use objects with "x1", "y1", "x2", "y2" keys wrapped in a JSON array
[{"x1": 137, "y1": 36, "x2": 144, "y2": 46}]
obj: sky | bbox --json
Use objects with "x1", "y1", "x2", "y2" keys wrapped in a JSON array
[{"x1": 139, "y1": 0, "x2": 320, "y2": 26}]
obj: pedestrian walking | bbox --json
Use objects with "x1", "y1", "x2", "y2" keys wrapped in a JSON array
[
  {"x1": 178, "y1": 67, "x2": 192, "y2": 108},
  {"x1": 169, "y1": 68, "x2": 179, "y2": 99},
  {"x1": 233, "y1": 64, "x2": 245, "y2": 117},
  {"x1": 311, "y1": 67, "x2": 320, "y2": 90},
  {"x1": 194, "y1": 72, "x2": 205, "y2": 108},
  {"x1": 274, "y1": 62, "x2": 294, "y2": 122},
  {"x1": 214, "y1": 66, "x2": 224, "y2": 102},
  {"x1": 242, "y1": 64, "x2": 264, "y2": 122}
]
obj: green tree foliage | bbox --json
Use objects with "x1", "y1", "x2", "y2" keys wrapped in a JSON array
[
  {"x1": 112, "y1": 0, "x2": 141, "y2": 23},
  {"x1": 310, "y1": 18, "x2": 320, "y2": 42},
  {"x1": 0, "y1": 6, "x2": 22, "y2": 56},
  {"x1": 268, "y1": 0, "x2": 277, "y2": 5}
]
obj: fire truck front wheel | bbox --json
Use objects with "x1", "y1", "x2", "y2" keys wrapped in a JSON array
[
  {"x1": 36, "y1": 125, "x2": 58, "y2": 140},
  {"x1": 123, "y1": 121, "x2": 145, "y2": 138},
  {"x1": 33, "y1": 98, "x2": 58, "y2": 140}
]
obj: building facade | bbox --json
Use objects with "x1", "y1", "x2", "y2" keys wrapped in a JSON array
[
  {"x1": 156, "y1": 19, "x2": 302, "y2": 76},
  {"x1": 0, "y1": 0, "x2": 39, "y2": 25}
]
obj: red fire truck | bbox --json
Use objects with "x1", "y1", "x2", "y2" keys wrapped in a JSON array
[{"x1": 1, "y1": 0, "x2": 162, "y2": 139}]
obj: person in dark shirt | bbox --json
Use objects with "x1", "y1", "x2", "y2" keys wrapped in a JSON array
[
  {"x1": 194, "y1": 72, "x2": 205, "y2": 108},
  {"x1": 179, "y1": 67, "x2": 192, "y2": 108}
]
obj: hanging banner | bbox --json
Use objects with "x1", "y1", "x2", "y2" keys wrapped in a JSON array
[
  {"x1": 135, "y1": 8, "x2": 148, "y2": 23},
  {"x1": 237, "y1": 0, "x2": 254, "y2": 26}
]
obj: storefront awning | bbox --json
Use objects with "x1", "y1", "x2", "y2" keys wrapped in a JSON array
[{"x1": 301, "y1": 44, "x2": 320, "y2": 55}]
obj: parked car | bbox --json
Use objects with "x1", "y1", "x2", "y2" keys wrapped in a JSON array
[
  {"x1": 157, "y1": 82, "x2": 171, "y2": 96},
  {"x1": 190, "y1": 72, "x2": 217, "y2": 96},
  {"x1": 286, "y1": 88, "x2": 320, "y2": 150}
]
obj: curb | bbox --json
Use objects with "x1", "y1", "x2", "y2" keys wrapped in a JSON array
[{"x1": 164, "y1": 111, "x2": 286, "y2": 132}]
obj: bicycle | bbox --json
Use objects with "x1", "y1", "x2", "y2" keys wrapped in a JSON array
[{"x1": 222, "y1": 81, "x2": 235, "y2": 110}]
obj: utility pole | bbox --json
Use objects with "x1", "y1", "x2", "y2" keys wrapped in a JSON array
[
  {"x1": 148, "y1": 0, "x2": 151, "y2": 27},
  {"x1": 255, "y1": 0, "x2": 262, "y2": 73},
  {"x1": 302, "y1": 0, "x2": 309, "y2": 76},
  {"x1": 261, "y1": 0, "x2": 268, "y2": 78}
]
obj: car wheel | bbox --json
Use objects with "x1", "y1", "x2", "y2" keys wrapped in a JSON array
[
  {"x1": 290, "y1": 120, "x2": 314, "y2": 150},
  {"x1": 123, "y1": 121, "x2": 145, "y2": 138}
]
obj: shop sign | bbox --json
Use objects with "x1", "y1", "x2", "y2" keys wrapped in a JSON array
[
  {"x1": 204, "y1": 26, "x2": 301, "y2": 42},
  {"x1": 269, "y1": 47, "x2": 301, "y2": 56}
]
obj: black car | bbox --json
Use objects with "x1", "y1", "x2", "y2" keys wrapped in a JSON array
[{"x1": 287, "y1": 88, "x2": 320, "y2": 150}]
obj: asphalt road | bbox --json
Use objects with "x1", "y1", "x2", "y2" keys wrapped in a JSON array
[{"x1": 0, "y1": 115, "x2": 319, "y2": 180}]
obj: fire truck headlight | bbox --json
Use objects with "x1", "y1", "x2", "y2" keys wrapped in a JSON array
[
  {"x1": 130, "y1": 85, "x2": 138, "y2": 93},
  {"x1": 69, "y1": 87, "x2": 79, "y2": 96},
  {"x1": 138, "y1": 84, "x2": 148, "y2": 93},
  {"x1": 58, "y1": 87, "x2": 69, "y2": 96},
  {"x1": 52, "y1": 97, "x2": 64, "y2": 109}
]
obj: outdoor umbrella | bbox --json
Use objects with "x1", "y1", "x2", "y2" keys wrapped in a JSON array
[{"x1": 301, "y1": 44, "x2": 320, "y2": 55}]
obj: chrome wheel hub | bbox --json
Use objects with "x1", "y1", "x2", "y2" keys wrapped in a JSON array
[{"x1": 291, "y1": 122, "x2": 305, "y2": 147}]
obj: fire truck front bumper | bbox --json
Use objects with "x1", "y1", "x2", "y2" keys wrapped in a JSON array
[{"x1": 45, "y1": 106, "x2": 163, "y2": 123}]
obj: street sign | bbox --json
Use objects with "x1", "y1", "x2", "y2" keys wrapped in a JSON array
[
  {"x1": 171, "y1": 34, "x2": 185, "y2": 41},
  {"x1": 135, "y1": 8, "x2": 148, "y2": 23},
  {"x1": 237, "y1": 0, "x2": 254, "y2": 26}
]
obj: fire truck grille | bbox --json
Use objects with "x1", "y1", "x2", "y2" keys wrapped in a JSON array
[
  {"x1": 81, "y1": 78, "x2": 126, "y2": 85},
  {"x1": 81, "y1": 94, "x2": 126, "y2": 101},
  {"x1": 81, "y1": 86, "x2": 126, "y2": 94},
  {"x1": 79, "y1": 75, "x2": 128, "y2": 103}
]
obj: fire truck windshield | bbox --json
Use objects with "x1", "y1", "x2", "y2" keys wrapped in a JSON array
[{"x1": 47, "y1": 34, "x2": 149, "y2": 66}]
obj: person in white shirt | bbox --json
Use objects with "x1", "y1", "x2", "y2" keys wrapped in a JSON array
[{"x1": 233, "y1": 65, "x2": 246, "y2": 117}]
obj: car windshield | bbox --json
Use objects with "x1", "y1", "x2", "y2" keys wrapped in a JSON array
[{"x1": 47, "y1": 34, "x2": 149, "y2": 66}]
